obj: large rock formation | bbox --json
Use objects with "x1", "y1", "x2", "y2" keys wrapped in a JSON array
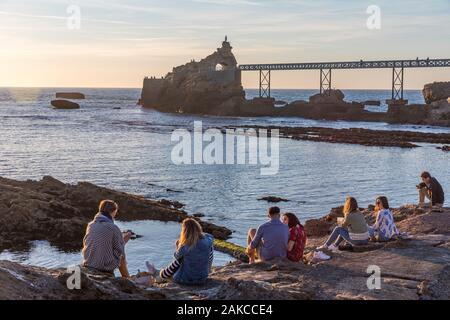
[
  {"x1": 427, "y1": 99, "x2": 450, "y2": 126},
  {"x1": 309, "y1": 89, "x2": 345, "y2": 104},
  {"x1": 141, "y1": 38, "x2": 245, "y2": 115},
  {"x1": 140, "y1": 40, "x2": 450, "y2": 126},
  {"x1": 140, "y1": 41, "x2": 450, "y2": 127},
  {"x1": 1, "y1": 204, "x2": 449, "y2": 300},
  {"x1": 0, "y1": 176, "x2": 231, "y2": 251},
  {"x1": 387, "y1": 82, "x2": 450, "y2": 126},
  {"x1": 423, "y1": 82, "x2": 450, "y2": 104},
  {"x1": 140, "y1": 40, "x2": 369, "y2": 120}
]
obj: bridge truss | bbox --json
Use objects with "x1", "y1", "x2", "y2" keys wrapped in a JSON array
[{"x1": 239, "y1": 59, "x2": 450, "y2": 101}]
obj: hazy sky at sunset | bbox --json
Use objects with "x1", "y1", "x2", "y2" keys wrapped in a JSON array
[{"x1": 0, "y1": 0, "x2": 449, "y2": 88}]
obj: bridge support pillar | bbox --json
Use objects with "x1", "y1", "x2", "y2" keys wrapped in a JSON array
[
  {"x1": 391, "y1": 67, "x2": 404, "y2": 100},
  {"x1": 388, "y1": 67, "x2": 408, "y2": 106},
  {"x1": 320, "y1": 68, "x2": 332, "y2": 95},
  {"x1": 259, "y1": 69, "x2": 271, "y2": 98}
]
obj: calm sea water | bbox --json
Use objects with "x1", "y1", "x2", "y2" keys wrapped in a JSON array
[{"x1": 0, "y1": 87, "x2": 449, "y2": 273}]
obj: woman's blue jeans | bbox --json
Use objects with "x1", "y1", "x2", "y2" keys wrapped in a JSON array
[
  {"x1": 325, "y1": 226, "x2": 368, "y2": 246},
  {"x1": 368, "y1": 227, "x2": 390, "y2": 242}
]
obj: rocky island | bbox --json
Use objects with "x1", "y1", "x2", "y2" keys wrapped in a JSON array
[
  {"x1": 1, "y1": 176, "x2": 449, "y2": 300},
  {"x1": 140, "y1": 39, "x2": 450, "y2": 127}
]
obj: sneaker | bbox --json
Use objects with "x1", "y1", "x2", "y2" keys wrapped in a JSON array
[
  {"x1": 328, "y1": 244, "x2": 340, "y2": 253},
  {"x1": 316, "y1": 244, "x2": 328, "y2": 251},
  {"x1": 313, "y1": 251, "x2": 331, "y2": 261}
]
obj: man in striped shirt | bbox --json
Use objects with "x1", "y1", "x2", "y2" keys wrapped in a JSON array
[{"x1": 82, "y1": 200, "x2": 131, "y2": 277}]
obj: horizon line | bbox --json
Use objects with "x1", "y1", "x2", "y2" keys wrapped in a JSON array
[{"x1": 0, "y1": 86, "x2": 427, "y2": 91}]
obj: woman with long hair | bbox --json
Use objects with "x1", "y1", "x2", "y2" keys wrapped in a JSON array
[
  {"x1": 282, "y1": 212, "x2": 307, "y2": 262},
  {"x1": 369, "y1": 196, "x2": 399, "y2": 241},
  {"x1": 317, "y1": 197, "x2": 369, "y2": 252},
  {"x1": 146, "y1": 218, "x2": 214, "y2": 285}
]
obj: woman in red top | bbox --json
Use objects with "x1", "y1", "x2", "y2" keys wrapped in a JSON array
[{"x1": 282, "y1": 213, "x2": 307, "y2": 262}]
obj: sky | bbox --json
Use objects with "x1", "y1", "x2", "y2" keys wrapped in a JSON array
[{"x1": 0, "y1": 0, "x2": 449, "y2": 89}]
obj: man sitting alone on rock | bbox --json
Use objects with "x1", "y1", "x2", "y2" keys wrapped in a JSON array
[
  {"x1": 418, "y1": 171, "x2": 445, "y2": 210},
  {"x1": 82, "y1": 200, "x2": 132, "y2": 277},
  {"x1": 246, "y1": 206, "x2": 289, "y2": 264}
]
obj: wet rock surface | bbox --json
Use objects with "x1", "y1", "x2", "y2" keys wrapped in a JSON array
[
  {"x1": 0, "y1": 176, "x2": 231, "y2": 251},
  {"x1": 224, "y1": 125, "x2": 450, "y2": 148},
  {"x1": 0, "y1": 260, "x2": 165, "y2": 300},
  {"x1": 1, "y1": 200, "x2": 449, "y2": 300}
]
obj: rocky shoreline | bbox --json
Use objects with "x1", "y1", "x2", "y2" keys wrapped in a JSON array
[
  {"x1": 1, "y1": 176, "x2": 449, "y2": 300},
  {"x1": 0, "y1": 176, "x2": 231, "y2": 252}
]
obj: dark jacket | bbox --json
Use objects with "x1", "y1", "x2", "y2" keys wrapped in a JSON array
[
  {"x1": 429, "y1": 177, "x2": 445, "y2": 205},
  {"x1": 173, "y1": 233, "x2": 214, "y2": 285}
]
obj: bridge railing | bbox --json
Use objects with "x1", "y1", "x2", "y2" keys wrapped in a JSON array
[{"x1": 239, "y1": 59, "x2": 450, "y2": 71}]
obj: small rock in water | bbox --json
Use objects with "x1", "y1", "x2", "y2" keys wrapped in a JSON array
[
  {"x1": 55, "y1": 92, "x2": 85, "y2": 99},
  {"x1": 122, "y1": 230, "x2": 142, "y2": 240},
  {"x1": 51, "y1": 99, "x2": 80, "y2": 109},
  {"x1": 192, "y1": 213, "x2": 205, "y2": 218},
  {"x1": 258, "y1": 196, "x2": 290, "y2": 203},
  {"x1": 158, "y1": 199, "x2": 185, "y2": 209}
]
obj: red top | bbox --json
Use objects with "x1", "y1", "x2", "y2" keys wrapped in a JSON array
[{"x1": 287, "y1": 224, "x2": 307, "y2": 262}]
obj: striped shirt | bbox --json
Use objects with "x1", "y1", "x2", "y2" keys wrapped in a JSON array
[{"x1": 82, "y1": 213, "x2": 125, "y2": 273}]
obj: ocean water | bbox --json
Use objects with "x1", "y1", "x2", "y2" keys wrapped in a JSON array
[{"x1": 0, "y1": 87, "x2": 449, "y2": 273}]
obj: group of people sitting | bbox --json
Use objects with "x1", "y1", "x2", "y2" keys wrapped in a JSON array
[
  {"x1": 316, "y1": 196, "x2": 397, "y2": 252},
  {"x1": 246, "y1": 206, "x2": 307, "y2": 264},
  {"x1": 80, "y1": 171, "x2": 444, "y2": 285}
]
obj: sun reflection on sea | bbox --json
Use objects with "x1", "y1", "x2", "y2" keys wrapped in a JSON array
[{"x1": 7, "y1": 87, "x2": 43, "y2": 104}]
